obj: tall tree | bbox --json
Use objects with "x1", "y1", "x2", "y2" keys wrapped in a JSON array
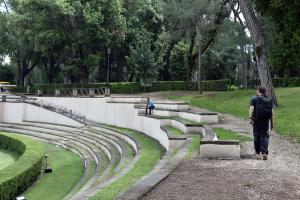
[
  {"x1": 164, "y1": 0, "x2": 230, "y2": 89},
  {"x1": 238, "y1": 0, "x2": 277, "y2": 105}
]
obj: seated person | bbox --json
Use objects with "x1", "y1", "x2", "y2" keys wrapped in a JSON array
[{"x1": 145, "y1": 97, "x2": 155, "y2": 115}]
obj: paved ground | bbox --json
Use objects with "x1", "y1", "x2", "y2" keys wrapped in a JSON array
[{"x1": 140, "y1": 93, "x2": 300, "y2": 200}]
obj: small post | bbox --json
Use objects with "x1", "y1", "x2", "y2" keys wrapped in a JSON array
[
  {"x1": 89, "y1": 89, "x2": 95, "y2": 97},
  {"x1": 20, "y1": 96, "x2": 26, "y2": 103},
  {"x1": 37, "y1": 89, "x2": 43, "y2": 96},
  {"x1": 72, "y1": 89, "x2": 78, "y2": 97},
  {"x1": 2, "y1": 95, "x2": 6, "y2": 102},
  {"x1": 104, "y1": 87, "x2": 110, "y2": 97},
  {"x1": 55, "y1": 89, "x2": 60, "y2": 97},
  {"x1": 70, "y1": 110, "x2": 72, "y2": 117},
  {"x1": 26, "y1": 86, "x2": 30, "y2": 93}
]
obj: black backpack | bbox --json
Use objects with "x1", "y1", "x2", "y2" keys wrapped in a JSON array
[{"x1": 255, "y1": 96, "x2": 273, "y2": 121}]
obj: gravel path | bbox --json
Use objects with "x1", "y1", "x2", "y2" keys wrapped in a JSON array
[{"x1": 141, "y1": 107, "x2": 300, "y2": 200}]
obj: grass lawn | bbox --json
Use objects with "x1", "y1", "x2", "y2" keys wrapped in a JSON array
[
  {"x1": 163, "y1": 126, "x2": 183, "y2": 136},
  {"x1": 168, "y1": 87, "x2": 300, "y2": 142},
  {"x1": 91, "y1": 126, "x2": 165, "y2": 200},
  {"x1": 213, "y1": 128, "x2": 253, "y2": 142},
  {"x1": 185, "y1": 135, "x2": 201, "y2": 159},
  {"x1": 0, "y1": 149, "x2": 19, "y2": 171},
  {"x1": 26, "y1": 143, "x2": 84, "y2": 200}
]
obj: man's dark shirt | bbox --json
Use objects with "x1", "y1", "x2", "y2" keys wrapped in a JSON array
[{"x1": 250, "y1": 95, "x2": 271, "y2": 126}]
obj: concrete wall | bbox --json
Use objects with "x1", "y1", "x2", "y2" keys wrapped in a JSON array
[
  {"x1": 0, "y1": 102, "x2": 83, "y2": 127},
  {"x1": 36, "y1": 97, "x2": 169, "y2": 150},
  {"x1": 0, "y1": 103, "x2": 24, "y2": 123}
]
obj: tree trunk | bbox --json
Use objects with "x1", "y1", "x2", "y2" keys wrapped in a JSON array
[
  {"x1": 197, "y1": 30, "x2": 202, "y2": 94},
  {"x1": 187, "y1": 32, "x2": 196, "y2": 86},
  {"x1": 240, "y1": 45, "x2": 248, "y2": 89},
  {"x1": 197, "y1": 50, "x2": 202, "y2": 94},
  {"x1": 238, "y1": 0, "x2": 277, "y2": 105}
]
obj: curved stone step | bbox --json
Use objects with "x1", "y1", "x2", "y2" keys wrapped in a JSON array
[
  {"x1": 0, "y1": 123, "x2": 106, "y2": 164},
  {"x1": 0, "y1": 127, "x2": 98, "y2": 199}
]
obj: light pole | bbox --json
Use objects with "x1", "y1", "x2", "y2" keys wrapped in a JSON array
[{"x1": 106, "y1": 48, "x2": 111, "y2": 83}]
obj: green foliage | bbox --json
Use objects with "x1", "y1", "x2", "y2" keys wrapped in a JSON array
[
  {"x1": 169, "y1": 42, "x2": 188, "y2": 81},
  {"x1": 13, "y1": 79, "x2": 231, "y2": 94},
  {"x1": 126, "y1": 30, "x2": 159, "y2": 84},
  {"x1": 254, "y1": 0, "x2": 300, "y2": 78},
  {"x1": 0, "y1": 133, "x2": 45, "y2": 200},
  {"x1": 0, "y1": 65, "x2": 15, "y2": 82},
  {"x1": 247, "y1": 78, "x2": 300, "y2": 89},
  {"x1": 0, "y1": 150, "x2": 18, "y2": 171},
  {"x1": 185, "y1": 135, "x2": 201, "y2": 159}
]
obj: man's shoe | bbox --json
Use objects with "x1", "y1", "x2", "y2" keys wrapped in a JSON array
[{"x1": 262, "y1": 154, "x2": 268, "y2": 160}]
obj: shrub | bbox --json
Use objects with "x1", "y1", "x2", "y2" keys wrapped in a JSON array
[
  {"x1": 0, "y1": 133, "x2": 45, "y2": 200},
  {"x1": 13, "y1": 79, "x2": 231, "y2": 95}
]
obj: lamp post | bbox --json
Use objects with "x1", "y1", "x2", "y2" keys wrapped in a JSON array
[{"x1": 106, "y1": 48, "x2": 111, "y2": 83}]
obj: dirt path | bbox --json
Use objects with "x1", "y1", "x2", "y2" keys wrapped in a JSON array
[{"x1": 140, "y1": 94, "x2": 300, "y2": 200}]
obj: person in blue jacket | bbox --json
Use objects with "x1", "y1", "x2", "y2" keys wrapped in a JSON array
[{"x1": 146, "y1": 97, "x2": 155, "y2": 115}]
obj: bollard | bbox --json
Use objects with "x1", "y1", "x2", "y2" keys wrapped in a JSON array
[
  {"x1": 55, "y1": 89, "x2": 60, "y2": 97},
  {"x1": 104, "y1": 87, "x2": 110, "y2": 97},
  {"x1": 20, "y1": 96, "x2": 26, "y2": 103},
  {"x1": 89, "y1": 89, "x2": 95, "y2": 97},
  {"x1": 26, "y1": 86, "x2": 30, "y2": 93},
  {"x1": 37, "y1": 89, "x2": 43, "y2": 96},
  {"x1": 2, "y1": 95, "x2": 6, "y2": 102},
  {"x1": 70, "y1": 110, "x2": 72, "y2": 117},
  {"x1": 72, "y1": 89, "x2": 78, "y2": 97}
]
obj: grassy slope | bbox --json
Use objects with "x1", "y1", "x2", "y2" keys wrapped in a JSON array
[
  {"x1": 169, "y1": 87, "x2": 300, "y2": 142},
  {"x1": 91, "y1": 127, "x2": 165, "y2": 200},
  {"x1": 213, "y1": 128, "x2": 253, "y2": 142},
  {"x1": 26, "y1": 143, "x2": 84, "y2": 200},
  {"x1": 0, "y1": 149, "x2": 19, "y2": 171},
  {"x1": 185, "y1": 135, "x2": 201, "y2": 159}
]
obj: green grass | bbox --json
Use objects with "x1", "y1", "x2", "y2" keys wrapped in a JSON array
[
  {"x1": 213, "y1": 128, "x2": 253, "y2": 142},
  {"x1": 91, "y1": 126, "x2": 165, "y2": 200},
  {"x1": 168, "y1": 87, "x2": 300, "y2": 142},
  {"x1": 185, "y1": 135, "x2": 201, "y2": 159},
  {"x1": 0, "y1": 132, "x2": 84, "y2": 200},
  {"x1": 0, "y1": 132, "x2": 45, "y2": 199},
  {"x1": 26, "y1": 143, "x2": 84, "y2": 200},
  {"x1": 163, "y1": 126, "x2": 183, "y2": 136},
  {"x1": 0, "y1": 149, "x2": 19, "y2": 171}
]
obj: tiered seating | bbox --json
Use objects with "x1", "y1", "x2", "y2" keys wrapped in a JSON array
[{"x1": 0, "y1": 121, "x2": 138, "y2": 200}]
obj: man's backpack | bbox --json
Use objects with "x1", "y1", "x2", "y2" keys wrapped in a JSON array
[{"x1": 255, "y1": 96, "x2": 273, "y2": 121}]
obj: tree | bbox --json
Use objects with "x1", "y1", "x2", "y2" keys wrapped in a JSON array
[
  {"x1": 238, "y1": 0, "x2": 277, "y2": 105},
  {"x1": 254, "y1": 0, "x2": 300, "y2": 79},
  {"x1": 164, "y1": 0, "x2": 230, "y2": 91},
  {"x1": 126, "y1": 30, "x2": 159, "y2": 84}
]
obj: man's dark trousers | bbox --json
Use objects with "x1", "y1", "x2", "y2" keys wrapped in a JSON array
[{"x1": 253, "y1": 122, "x2": 269, "y2": 155}]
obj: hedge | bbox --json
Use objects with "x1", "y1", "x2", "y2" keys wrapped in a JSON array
[
  {"x1": 247, "y1": 77, "x2": 300, "y2": 89},
  {"x1": 13, "y1": 79, "x2": 231, "y2": 95},
  {"x1": 0, "y1": 133, "x2": 45, "y2": 200}
]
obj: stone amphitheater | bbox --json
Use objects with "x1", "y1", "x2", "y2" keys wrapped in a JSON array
[{"x1": 0, "y1": 93, "x2": 241, "y2": 200}]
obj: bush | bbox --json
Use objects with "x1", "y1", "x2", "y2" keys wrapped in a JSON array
[
  {"x1": 0, "y1": 133, "x2": 45, "y2": 200},
  {"x1": 248, "y1": 77, "x2": 300, "y2": 89},
  {"x1": 13, "y1": 80, "x2": 231, "y2": 95}
]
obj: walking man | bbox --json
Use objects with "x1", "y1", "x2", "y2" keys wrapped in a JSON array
[{"x1": 249, "y1": 86, "x2": 274, "y2": 160}]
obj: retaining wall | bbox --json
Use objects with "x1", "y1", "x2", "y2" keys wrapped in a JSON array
[
  {"x1": 35, "y1": 97, "x2": 169, "y2": 150},
  {"x1": 0, "y1": 103, "x2": 83, "y2": 127}
]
